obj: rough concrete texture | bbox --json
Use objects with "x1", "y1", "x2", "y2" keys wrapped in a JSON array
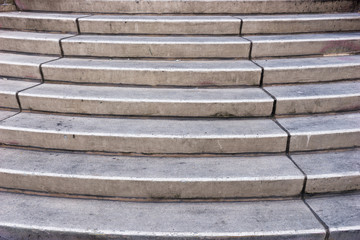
[{"x1": 0, "y1": 0, "x2": 16, "y2": 12}]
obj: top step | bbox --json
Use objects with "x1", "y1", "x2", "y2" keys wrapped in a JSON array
[{"x1": 15, "y1": 0, "x2": 359, "y2": 14}]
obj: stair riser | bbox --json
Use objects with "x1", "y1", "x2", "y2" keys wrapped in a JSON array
[{"x1": 14, "y1": 0, "x2": 357, "y2": 14}]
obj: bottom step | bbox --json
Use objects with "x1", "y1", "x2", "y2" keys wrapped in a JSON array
[{"x1": 0, "y1": 191, "x2": 332, "y2": 240}]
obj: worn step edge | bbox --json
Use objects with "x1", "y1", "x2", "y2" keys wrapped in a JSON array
[
  {"x1": 42, "y1": 58, "x2": 262, "y2": 86},
  {"x1": 247, "y1": 32, "x2": 360, "y2": 58},
  {"x1": 19, "y1": 84, "x2": 273, "y2": 117},
  {"x1": 61, "y1": 35, "x2": 251, "y2": 59},
  {"x1": 292, "y1": 149, "x2": 360, "y2": 194},
  {"x1": 278, "y1": 112, "x2": 360, "y2": 152},
  {"x1": 0, "y1": 147, "x2": 304, "y2": 198},
  {"x1": 255, "y1": 55, "x2": 360, "y2": 85},
  {"x1": 0, "y1": 191, "x2": 326, "y2": 239},
  {"x1": 239, "y1": 13, "x2": 360, "y2": 35},
  {"x1": 264, "y1": 81, "x2": 360, "y2": 115},
  {"x1": 0, "y1": 112, "x2": 288, "y2": 154}
]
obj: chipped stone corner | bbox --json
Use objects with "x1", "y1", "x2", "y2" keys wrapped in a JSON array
[{"x1": 0, "y1": 0, "x2": 16, "y2": 12}]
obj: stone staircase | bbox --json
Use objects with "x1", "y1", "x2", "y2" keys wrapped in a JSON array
[{"x1": 0, "y1": 0, "x2": 359, "y2": 239}]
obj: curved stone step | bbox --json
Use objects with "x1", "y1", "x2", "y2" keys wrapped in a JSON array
[
  {"x1": 0, "y1": 30, "x2": 72, "y2": 55},
  {"x1": 247, "y1": 32, "x2": 360, "y2": 58},
  {"x1": 255, "y1": 55, "x2": 360, "y2": 85},
  {"x1": 292, "y1": 149, "x2": 360, "y2": 194},
  {"x1": 265, "y1": 81, "x2": 360, "y2": 115},
  {"x1": 0, "y1": 12, "x2": 87, "y2": 33},
  {"x1": 0, "y1": 52, "x2": 56, "y2": 80},
  {"x1": 306, "y1": 194, "x2": 360, "y2": 240},
  {"x1": 0, "y1": 112, "x2": 287, "y2": 154},
  {"x1": 0, "y1": 191, "x2": 326, "y2": 239},
  {"x1": 0, "y1": 78, "x2": 38, "y2": 109},
  {"x1": 79, "y1": 15, "x2": 241, "y2": 35},
  {"x1": 278, "y1": 113, "x2": 360, "y2": 152},
  {"x1": 61, "y1": 35, "x2": 250, "y2": 59},
  {"x1": 240, "y1": 13, "x2": 360, "y2": 35},
  {"x1": 18, "y1": 84, "x2": 273, "y2": 117},
  {"x1": 0, "y1": 148, "x2": 304, "y2": 198},
  {"x1": 14, "y1": 0, "x2": 357, "y2": 14},
  {"x1": 42, "y1": 58, "x2": 261, "y2": 86}
]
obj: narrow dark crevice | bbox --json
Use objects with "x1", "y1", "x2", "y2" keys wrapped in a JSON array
[{"x1": 303, "y1": 199, "x2": 331, "y2": 240}]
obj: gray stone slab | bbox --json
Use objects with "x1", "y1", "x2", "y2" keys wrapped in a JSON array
[
  {"x1": 278, "y1": 113, "x2": 360, "y2": 152},
  {"x1": 0, "y1": 52, "x2": 56, "y2": 79},
  {"x1": 292, "y1": 149, "x2": 360, "y2": 194},
  {"x1": 306, "y1": 194, "x2": 360, "y2": 240},
  {"x1": 42, "y1": 58, "x2": 262, "y2": 86},
  {"x1": 0, "y1": 112, "x2": 287, "y2": 154},
  {"x1": 248, "y1": 32, "x2": 360, "y2": 58},
  {"x1": 255, "y1": 55, "x2": 360, "y2": 84},
  {"x1": 0, "y1": 192, "x2": 325, "y2": 239},
  {"x1": 19, "y1": 84, "x2": 273, "y2": 117},
  {"x1": 0, "y1": 148, "x2": 304, "y2": 198},
  {"x1": 265, "y1": 81, "x2": 360, "y2": 114},
  {"x1": 0, "y1": 110, "x2": 17, "y2": 121},
  {"x1": 0, "y1": 78, "x2": 38, "y2": 108},
  {"x1": 14, "y1": 0, "x2": 356, "y2": 14},
  {"x1": 0, "y1": 30, "x2": 73, "y2": 55},
  {"x1": 61, "y1": 35, "x2": 251, "y2": 58},
  {"x1": 0, "y1": 11, "x2": 88, "y2": 33},
  {"x1": 240, "y1": 13, "x2": 360, "y2": 34},
  {"x1": 79, "y1": 15, "x2": 240, "y2": 35}
]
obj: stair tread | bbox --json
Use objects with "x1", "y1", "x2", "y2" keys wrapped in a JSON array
[
  {"x1": 240, "y1": 13, "x2": 360, "y2": 34},
  {"x1": 292, "y1": 149, "x2": 360, "y2": 194},
  {"x1": 0, "y1": 112, "x2": 287, "y2": 154},
  {"x1": 0, "y1": 52, "x2": 56, "y2": 80},
  {"x1": 306, "y1": 194, "x2": 360, "y2": 240},
  {"x1": 0, "y1": 11, "x2": 87, "y2": 33},
  {"x1": 0, "y1": 147, "x2": 303, "y2": 198},
  {"x1": 0, "y1": 30, "x2": 72, "y2": 55},
  {"x1": 42, "y1": 57, "x2": 261, "y2": 86},
  {"x1": 247, "y1": 32, "x2": 360, "y2": 57},
  {"x1": 278, "y1": 113, "x2": 360, "y2": 151},
  {"x1": 61, "y1": 35, "x2": 250, "y2": 58},
  {"x1": 0, "y1": 191, "x2": 326, "y2": 239},
  {"x1": 0, "y1": 78, "x2": 38, "y2": 109},
  {"x1": 79, "y1": 15, "x2": 241, "y2": 35},
  {"x1": 264, "y1": 81, "x2": 360, "y2": 114},
  {"x1": 19, "y1": 83, "x2": 273, "y2": 117},
  {"x1": 254, "y1": 55, "x2": 360, "y2": 84}
]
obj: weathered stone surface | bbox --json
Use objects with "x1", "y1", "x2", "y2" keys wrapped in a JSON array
[
  {"x1": 0, "y1": 148, "x2": 304, "y2": 198},
  {"x1": 265, "y1": 81, "x2": 360, "y2": 114},
  {"x1": 306, "y1": 194, "x2": 360, "y2": 240},
  {"x1": 79, "y1": 15, "x2": 240, "y2": 35},
  {"x1": 278, "y1": 113, "x2": 360, "y2": 152},
  {"x1": 256, "y1": 55, "x2": 360, "y2": 85},
  {"x1": 19, "y1": 84, "x2": 273, "y2": 117},
  {"x1": 0, "y1": 78, "x2": 38, "y2": 109},
  {"x1": 0, "y1": 109, "x2": 17, "y2": 120},
  {"x1": 61, "y1": 35, "x2": 251, "y2": 58},
  {"x1": 0, "y1": 192, "x2": 325, "y2": 239},
  {"x1": 42, "y1": 58, "x2": 262, "y2": 86},
  {"x1": 0, "y1": 112, "x2": 287, "y2": 154},
  {"x1": 292, "y1": 149, "x2": 360, "y2": 194}
]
